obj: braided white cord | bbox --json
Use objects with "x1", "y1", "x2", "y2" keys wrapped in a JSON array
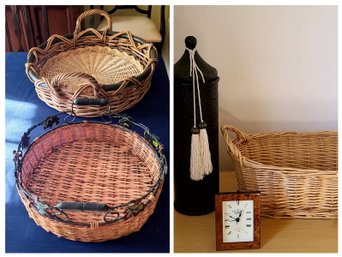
[{"x1": 186, "y1": 47, "x2": 206, "y2": 126}]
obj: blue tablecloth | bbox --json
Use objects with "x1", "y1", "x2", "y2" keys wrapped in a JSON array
[{"x1": 5, "y1": 52, "x2": 170, "y2": 253}]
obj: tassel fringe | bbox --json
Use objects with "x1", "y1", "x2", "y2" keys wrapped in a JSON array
[
  {"x1": 199, "y1": 128, "x2": 213, "y2": 175},
  {"x1": 190, "y1": 130, "x2": 203, "y2": 181}
]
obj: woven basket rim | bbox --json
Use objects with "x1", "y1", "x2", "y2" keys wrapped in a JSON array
[
  {"x1": 230, "y1": 153, "x2": 337, "y2": 176},
  {"x1": 26, "y1": 30, "x2": 157, "y2": 91},
  {"x1": 225, "y1": 127, "x2": 338, "y2": 175}
]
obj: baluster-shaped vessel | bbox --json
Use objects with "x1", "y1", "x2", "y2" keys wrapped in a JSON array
[{"x1": 174, "y1": 36, "x2": 220, "y2": 215}]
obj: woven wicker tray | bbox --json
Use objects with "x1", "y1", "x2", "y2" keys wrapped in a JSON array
[
  {"x1": 14, "y1": 114, "x2": 167, "y2": 242},
  {"x1": 25, "y1": 9, "x2": 158, "y2": 117},
  {"x1": 221, "y1": 125, "x2": 338, "y2": 219}
]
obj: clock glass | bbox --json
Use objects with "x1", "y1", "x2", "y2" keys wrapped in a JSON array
[{"x1": 222, "y1": 200, "x2": 254, "y2": 243}]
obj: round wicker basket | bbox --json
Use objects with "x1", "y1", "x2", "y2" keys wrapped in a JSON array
[
  {"x1": 14, "y1": 114, "x2": 167, "y2": 242},
  {"x1": 25, "y1": 9, "x2": 158, "y2": 117},
  {"x1": 221, "y1": 125, "x2": 337, "y2": 219}
]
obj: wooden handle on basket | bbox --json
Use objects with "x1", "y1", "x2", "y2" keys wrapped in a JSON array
[
  {"x1": 74, "y1": 9, "x2": 112, "y2": 37},
  {"x1": 56, "y1": 202, "x2": 110, "y2": 212},
  {"x1": 73, "y1": 98, "x2": 108, "y2": 106},
  {"x1": 220, "y1": 125, "x2": 249, "y2": 165}
]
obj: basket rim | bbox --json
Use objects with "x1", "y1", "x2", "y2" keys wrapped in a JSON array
[
  {"x1": 14, "y1": 115, "x2": 167, "y2": 227},
  {"x1": 227, "y1": 129, "x2": 337, "y2": 176},
  {"x1": 230, "y1": 153, "x2": 337, "y2": 176},
  {"x1": 26, "y1": 30, "x2": 158, "y2": 92}
]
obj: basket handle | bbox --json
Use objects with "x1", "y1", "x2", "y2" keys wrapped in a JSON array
[
  {"x1": 220, "y1": 125, "x2": 249, "y2": 165},
  {"x1": 73, "y1": 9, "x2": 112, "y2": 37},
  {"x1": 56, "y1": 202, "x2": 110, "y2": 212},
  {"x1": 49, "y1": 72, "x2": 108, "y2": 106}
]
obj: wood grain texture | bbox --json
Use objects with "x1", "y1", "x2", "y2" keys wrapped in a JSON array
[
  {"x1": 215, "y1": 192, "x2": 261, "y2": 250},
  {"x1": 5, "y1": 6, "x2": 82, "y2": 52}
]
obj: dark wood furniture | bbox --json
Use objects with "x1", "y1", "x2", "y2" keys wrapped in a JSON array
[{"x1": 5, "y1": 6, "x2": 82, "y2": 52}]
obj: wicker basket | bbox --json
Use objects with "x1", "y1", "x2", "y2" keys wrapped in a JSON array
[
  {"x1": 25, "y1": 9, "x2": 158, "y2": 117},
  {"x1": 14, "y1": 114, "x2": 167, "y2": 242},
  {"x1": 221, "y1": 125, "x2": 338, "y2": 219}
]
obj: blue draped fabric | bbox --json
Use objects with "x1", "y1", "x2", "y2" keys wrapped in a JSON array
[{"x1": 5, "y1": 52, "x2": 170, "y2": 253}]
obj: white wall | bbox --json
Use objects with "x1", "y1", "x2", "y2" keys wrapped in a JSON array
[{"x1": 174, "y1": 6, "x2": 337, "y2": 170}]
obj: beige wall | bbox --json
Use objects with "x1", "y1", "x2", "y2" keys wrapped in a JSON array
[{"x1": 174, "y1": 6, "x2": 337, "y2": 170}]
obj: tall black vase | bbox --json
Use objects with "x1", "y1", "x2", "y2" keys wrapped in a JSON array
[{"x1": 174, "y1": 36, "x2": 219, "y2": 215}]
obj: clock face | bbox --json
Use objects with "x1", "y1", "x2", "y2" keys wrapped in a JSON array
[{"x1": 222, "y1": 200, "x2": 254, "y2": 243}]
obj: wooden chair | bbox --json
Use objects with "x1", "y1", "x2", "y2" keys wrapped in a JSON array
[{"x1": 92, "y1": 5, "x2": 165, "y2": 54}]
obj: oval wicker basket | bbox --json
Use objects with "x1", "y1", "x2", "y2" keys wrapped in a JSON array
[
  {"x1": 14, "y1": 114, "x2": 167, "y2": 242},
  {"x1": 221, "y1": 125, "x2": 338, "y2": 219},
  {"x1": 25, "y1": 9, "x2": 158, "y2": 117}
]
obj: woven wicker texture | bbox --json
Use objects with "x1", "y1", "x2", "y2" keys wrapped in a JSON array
[
  {"x1": 39, "y1": 46, "x2": 144, "y2": 91},
  {"x1": 25, "y1": 9, "x2": 158, "y2": 117},
  {"x1": 18, "y1": 122, "x2": 164, "y2": 242},
  {"x1": 221, "y1": 125, "x2": 338, "y2": 219}
]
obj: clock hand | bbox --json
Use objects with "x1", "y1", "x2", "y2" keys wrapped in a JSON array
[
  {"x1": 225, "y1": 214, "x2": 238, "y2": 222},
  {"x1": 224, "y1": 213, "x2": 236, "y2": 222},
  {"x1": 226, "y1": 216, "x2": 237, "y2": 222},
  {"x1": 235, "y1": 211, "x2": 243, "y2": 224}
]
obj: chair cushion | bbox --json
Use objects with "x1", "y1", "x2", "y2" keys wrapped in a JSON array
[{"x1": 97, "y1": 15, "x2": 162, "y2": 43}]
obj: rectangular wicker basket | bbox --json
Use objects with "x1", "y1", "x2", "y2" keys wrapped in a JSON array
[{"x1": 221, "y1": 125, "x2": 338, "y2": 219}]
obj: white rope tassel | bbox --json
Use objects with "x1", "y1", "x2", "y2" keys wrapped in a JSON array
[
  {"x1": 190, "y1": 130, "x2": 203, "y2": 181},
  {"x1": 187, "y1": 47, "x2": 213, "y2": 180},
  {"x1": 199, "y1": 124, "x2": 213, "y2": 175}
]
